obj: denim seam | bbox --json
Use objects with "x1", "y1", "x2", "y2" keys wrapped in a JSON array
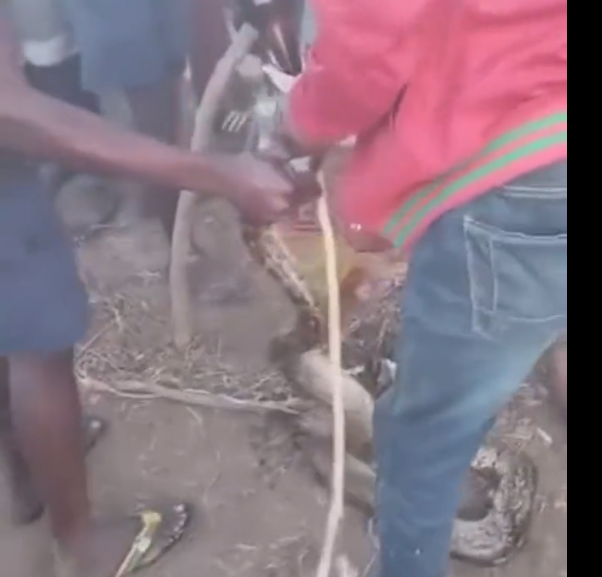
[
  {"x1": 490, "y1": 234, "x2": 500, "y2": 319},
  {"x1": 464, "y1": 216, "x2": 492, "y2": 340},
  {"x1": 501, "y1": 185, "x2": 568, "y2": 200},
  {"x1": 465, "y1": 216, "x2": 568, "y2": 244},
  {"x1": 503, "y1": 185, "x2": 568, "y2": 193},
  {"x1": 464, "y1": 216, "x2": 567, "y2": 328},
  {"x1": 485, "y1": 311, "x2": 567, "y2": 324}
]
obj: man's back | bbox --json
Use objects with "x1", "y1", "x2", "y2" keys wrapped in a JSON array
[{"x1": 289, "y1": 0, "x2": 568, "y2": 249}]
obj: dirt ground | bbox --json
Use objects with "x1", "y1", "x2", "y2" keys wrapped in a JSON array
[{"x1": 0, "y1": 199, "x2": 567, "y2": 577}]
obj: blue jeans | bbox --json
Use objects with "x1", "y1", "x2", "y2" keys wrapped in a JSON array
[{"x1": 374, "y1": 162, "x2": 568, "y2": 577}]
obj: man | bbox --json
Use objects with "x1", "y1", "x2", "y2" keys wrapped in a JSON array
[
  {"x1": 63, "y1": 0, "x2": 230, "y2": 242},
  {"x1": 10, "y1": 0, "x2": 113, "y2": 228},
  {"x1": 0, "y1": 4, "x2": 301, "y2": 576},
  {"x1": 275, "y1": 0, "x2": 568, "y2": 576}
]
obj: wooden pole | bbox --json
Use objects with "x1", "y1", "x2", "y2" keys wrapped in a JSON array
[{"x1": 170, "y1": 24, "x2": 259, "y2": 349}]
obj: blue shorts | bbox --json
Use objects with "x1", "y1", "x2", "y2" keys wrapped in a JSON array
[
  {"x1": 0, "y1": 164, "x2": 89, "y2": 354},
  {"x1": 62, "y1": 0, "x2": 187, "y2": 93}
]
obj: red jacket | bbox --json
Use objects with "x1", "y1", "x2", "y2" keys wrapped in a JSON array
[{"x1": 289, "y1": 0, "x2": 568, "y2": 250}]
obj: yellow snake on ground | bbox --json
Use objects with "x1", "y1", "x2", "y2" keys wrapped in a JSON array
[
  {"x1": 175, "y1": 23, "x2": 540, "y2": 566},
  {"x1": 241, "y1": 192, "x2": 539, "y2": 567}
]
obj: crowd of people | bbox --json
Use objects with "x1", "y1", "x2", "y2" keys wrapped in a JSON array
[{"x1": 0, "y1": 1, "x2": 567, "y2": 577}]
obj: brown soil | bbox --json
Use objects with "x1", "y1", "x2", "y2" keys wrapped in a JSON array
[{"x1": 0, "y1": 199, "x2": 567, "y2": 577}]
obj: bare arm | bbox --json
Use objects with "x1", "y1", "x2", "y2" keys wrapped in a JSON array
[{"x1": 0, "y1": 13, "x2": 234, "y2": 198}]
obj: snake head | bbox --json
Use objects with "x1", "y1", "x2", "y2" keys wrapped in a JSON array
[{"x1": 269, "y1": 309, "x2": 322, "y2": 365}]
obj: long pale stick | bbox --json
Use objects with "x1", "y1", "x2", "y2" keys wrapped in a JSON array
[
  {"x1": 315, "y1": 188, "x2": 347, "y2": 577},
  {"x1": 171, "y1": 24, "x2": 258, "y2": 349}
]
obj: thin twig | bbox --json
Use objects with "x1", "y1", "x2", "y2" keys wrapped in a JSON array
[
  {"x1": 78, "y1": 321, "x2": 114, "y2": 354},
  {"x1": 79, "y1": 376, "x2": 306, "y2": 415}
]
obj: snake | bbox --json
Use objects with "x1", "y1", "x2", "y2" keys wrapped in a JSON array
[
  {"x1": 216, "y1": 65, "x2": 540, "y2": 568},
  {"x1": 241, "y1": 202, "x2": 538, "y2": 567}
]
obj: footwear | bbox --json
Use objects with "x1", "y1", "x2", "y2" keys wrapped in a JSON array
[
  {"x1": 114, "y1": 504, "x2": 192, "y2": 576},
  {"x1": 53, "y1": 504, "x2": 192, "y2": 577}
]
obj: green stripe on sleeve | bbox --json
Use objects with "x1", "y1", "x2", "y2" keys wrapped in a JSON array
[
  {"x1": 392, "y1": 130, "x2": 568, "y2": 248},
  {"x1": 383, "y1": 112, "x2": 568, "y2": 236}
]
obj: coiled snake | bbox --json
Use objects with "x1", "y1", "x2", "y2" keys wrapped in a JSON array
[
  {"x1": 172, "y1": 24, "x2": 539, "y2": 566},
  {"x1": 242, "y1": 189, "x2": 538, "y2": 567}
]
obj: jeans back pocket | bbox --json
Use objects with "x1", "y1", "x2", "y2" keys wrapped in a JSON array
[{"x1": 465, "y1": 216, "x2": 567, "y2": 340}]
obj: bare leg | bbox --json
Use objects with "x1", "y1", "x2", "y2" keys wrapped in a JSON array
[
  {"x1": 9, "y1": 350, "x2": 91, "y2": 544},
  {"x1": 126, "y1": 76, "x2": 182, "y2": 241},
  {"x1": 7, "y1": 350, "x2": 146, "y2": 576},
  {"x1": 126, "y1": 0, "x2": 230, "y2": 242},
  {"x1": 0, "y1": 357, "x2": 41, "y2": 524}
]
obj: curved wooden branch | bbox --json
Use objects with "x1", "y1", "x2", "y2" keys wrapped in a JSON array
[{"x1": 170, "y1": 24, "x2": 259, "y2": 349}]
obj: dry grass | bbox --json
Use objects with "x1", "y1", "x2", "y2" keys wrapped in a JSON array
[
  {"x1": 72, "y1": 221, "x2": 564, "y2": 576},
  {"x1": 76, "y1": 277, "x2": 305, "y2": 415}
]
